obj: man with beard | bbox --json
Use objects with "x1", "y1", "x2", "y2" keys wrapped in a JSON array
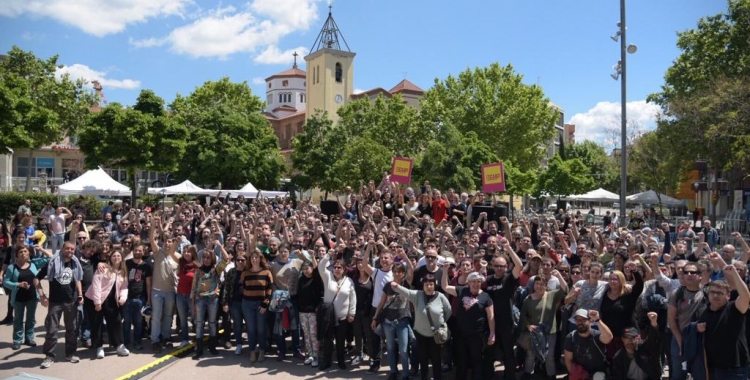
[
  {"x1": 123, "y1": 243, "x2": 152, "y2": 350},
  {"x1": 266, "y1": 237, "x2": 281, "y2": 262},
  {"x1": 35, "y1": 242, "x2": 84, "y2": 368},
  {"x1": 412, "y1": 248, "x2": 444, "y2": 293},
  {"x1": 564, "y1": 309, "x2": 613, "y2": 380},
  {"x1": 485, "y1": 239, "x2": 523, "y2": 380},
  {"x1": 611, "y1": 312, "x2": 662, "y2": 380}
]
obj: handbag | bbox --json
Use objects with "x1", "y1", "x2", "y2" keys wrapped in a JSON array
[
  {"x1": 269, "y1": 289, "x2": 290, "y2": 313},
  {"x1": 423, "y1": 292, "x2": 450, "y2": 345}
]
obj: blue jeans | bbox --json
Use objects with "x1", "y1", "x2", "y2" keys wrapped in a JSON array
[
  {"x1": 77, "y1": 302, "x2": 91, "y2": 343},
  {"x1": 275, "y1": 299, "x2": 301, "y2": 354},
  {"x1": 384, "y1": 317, "x2": 411, "y2": 378},
  {"x1": 151, "y1": 289, "x2": 175, "y2": 344},
  {"x1": 230, "y1": 300, "x2": 244, "y2": 346},
  {"x1": 48, "y1": 233, "x2": 65, "y2": 254},
  {"x1": 242, "y1": 299, "x2": 267, "y2": 351},
  {"x1": 195, "y1": 297, "x2": 218, "y2": 339},
  {"x1": 175, "y1": 293, "x2": 191, "y2": 342},
  {"x1": 123, "y1": 298, "x2": 144, "y2": 345},
  {"x1": 710, "y1": 367, "x2": 749, "y2": 379},
  {"x1": 13, "y1": 300, "x2": 37, "y2": 344}
]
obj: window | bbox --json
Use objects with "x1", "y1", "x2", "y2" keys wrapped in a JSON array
[
  {"x1": 16, "y1": 157, "x2": 54, "y2": 177},
  {"x1": 282, "y1": 80, "x2": 288, "y2": 87},
  {"x1": 335, "y1": 62, "x2": 342, "y2": 83},
  {"x1": 279, "y1": 94, "x2": 283, "y2": 103},
  {"x1": 268, "y1": 82, "x2": 272, "y2": 89},
  {"x1": 300, "y1": 93, "x2": 305, "y2": 103},
  {"x1": 267, "y1": 95, "x2": 272, "y2": 104},
  {"x1": 316, "y1": 66, "x2": 320, "y2": 84}
]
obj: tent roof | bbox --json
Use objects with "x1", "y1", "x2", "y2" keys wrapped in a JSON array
[
  {"x1": 147, "y1": 180, "x2": 219, "y2": 196},
  {"x1": 626, "y1": 190, "x2": 684, "y2": 205},
  {"x1": 228, "y1": 182, "x2": 287, "y2": 198},
  {"x1": 565, "y1": 188, "x2": 619, "y2": 202},
  {"x1": 58, "y1": 168, "x2": 131, "y2": 196}
]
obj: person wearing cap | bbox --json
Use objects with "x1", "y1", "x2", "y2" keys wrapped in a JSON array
[
  {"x1": 519, "y1": 250, "x2": 543, "y2": 287},
  {"x1": 611, "y1": 312, "x2": 663, "y2": 380},
  {"x1": 391, "y1": 273, "x2": 451, "y2": 380},
  {"x1": 563, "y1": 309, "x2": 613, "y2": 380},
  {"x1": 442, "y1": 270, "x2": 495, "y2": 380}
]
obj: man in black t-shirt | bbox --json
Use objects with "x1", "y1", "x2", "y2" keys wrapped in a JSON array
[
  {"x1": 485, "y1": 239, "x2": 523, "y2": 380},
  {"x1": 412, "y1": 248, "x2": 443, "y2": 293},
  {"x1": 124, "y1": 243, "x2": 152, "y2": 350},
  {"x1": 697, "y1": 254, "x2": 750, "y2": 379},
  {"x1": 34, "y1": 242, "x2": 84, "y2": 368},
  {"x1": 564, "y1": 309, "x2": 613, "y2": 378}
]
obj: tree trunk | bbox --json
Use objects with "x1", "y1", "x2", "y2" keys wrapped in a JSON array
[
  {"x1": 129, "y1": 167, "x2": 137, "y2": 206},
  {"x1": 24, "y1": 149, "x2": 34, "y2": 193}
]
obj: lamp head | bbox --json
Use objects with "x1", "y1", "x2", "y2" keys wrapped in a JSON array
[
  {"x1": 627, "y1": 44, "x2": 638, "y2": 54},
  {"x1": 611, "y1": 73, "x2": 620, "y2": 81}
]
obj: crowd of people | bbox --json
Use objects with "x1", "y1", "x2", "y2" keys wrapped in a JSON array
[{"x1": 0, "y1": 177, "x2": 749, "y2": 380}]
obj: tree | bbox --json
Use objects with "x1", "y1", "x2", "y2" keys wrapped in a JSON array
[
  {"x1": 171, "y1": 78, "x2": 285, "y2": 190},
  {"x1": 567, "y1": 140, "x2": 619, "y2": 192},
  {"x1": 0, "y1": 46, "x2": 95, "y2": 191},
  {"x1": 628, "y1": 131, "x2": 687, "y2": 212},
  {"x1": 649, "y1": 0, "x2": 750, "y2": 196},
  {"x1": 413, "y1": 126, "x2": 499, "y2": 191},
  {"x1": 330, "y1": 138, "x2": 392, "y2": 188},
  {"x1": 536, "y1": 155, "x2": 595, "y2": 198},
  {"x1": 336, "y1": 94, "x2": 429, "y2": 157},
  {"x1": 290, "y1": 113, "x2": 346, "y2": 192},
  {"x1": 77, "y1": 90, "x2": 187, "y2": 201},
  {"x1": 420, "y1": 63, "x2": 559, "y2": 172}
]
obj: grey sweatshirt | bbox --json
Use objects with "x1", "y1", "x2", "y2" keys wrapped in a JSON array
[{"x1": 393, "y1": 285, "x2": 452, "y2": 337}]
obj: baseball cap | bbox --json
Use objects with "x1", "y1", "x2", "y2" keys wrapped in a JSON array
[
  {"x1": 444, "y1": 257, "x2": 456, "y2": 265},
  {"x1": 527, "y1": 252, "x2": 543, "y2": 261},
  {"x1": 622, "y1": 327, "x2": 640, "y2": 337},
  {"x1": 641, "y1": 227, "x2": 652, "y2": 233},
  {"x1": 573, "y1": 309, "x2": 590, "y2": 319}
]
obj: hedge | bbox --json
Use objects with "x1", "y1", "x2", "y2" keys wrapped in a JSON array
[{"x1": 0, "y1": 192, "x2": 103, "y2": 221}]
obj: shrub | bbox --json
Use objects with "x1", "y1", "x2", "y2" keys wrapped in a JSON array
[{"x1": 0, "y1": 192, "x2": 57, "y2": 221}]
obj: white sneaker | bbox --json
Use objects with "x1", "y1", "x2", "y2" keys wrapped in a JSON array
[
  {"x1": 311, "y1": 359, "x2": 319, "y2": 367},
  {"x1": 96, "y1": 347, "x2": 105, "y2": 359},
  {"x1": 178, "y1": 340, "x2": 190, "y2": 349},
  {"x1": 304, "y1": 357, "x2": 314, "y2": 365},
  {"x1": 116, "y1": 344, "x2": 130, "y2": 356},
  {"x1": 235, "y1": 344, "x2": 243, "y2": 355}
]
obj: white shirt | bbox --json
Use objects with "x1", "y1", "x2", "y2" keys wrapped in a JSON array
[{"x1": 48, "y1": 214, "x2": 66, "y2": 235}]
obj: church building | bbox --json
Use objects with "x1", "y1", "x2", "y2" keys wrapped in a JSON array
[{"x1": 263, "y1": 7, "x2": 424, "y2": 161}]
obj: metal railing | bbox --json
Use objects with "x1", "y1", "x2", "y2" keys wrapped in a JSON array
[{"x1": 8, "y1": 177, "x2": 67, "y2": 192}]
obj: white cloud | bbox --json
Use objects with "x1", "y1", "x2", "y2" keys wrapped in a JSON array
[
  {"x1": 252, "y1": 77, "x2": 266, "y2": 85},
  {"x1": 254, "y1": 45, "x2": 309, "y2": 65},
  {"x1": 567, "y1": 100, "x2": 662, "y2": 145},
  {"x1": 130, "y1": 0, "x2": 320, "y2": 61},
  {"x1": 353, "y1": 88, "x2": 365, "y2": 94},
  {"x1": 57, "y1": 64, "x2": 141, "y2": 90},
  {"x1": 0, "y1": 0, "x2": 191, "y2": 37}
]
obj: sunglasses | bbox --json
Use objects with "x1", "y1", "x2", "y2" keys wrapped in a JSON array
[
  {"x1": 683, "y1": 270, "x2": 701, "y2": 275},
  {"x1": 425, "y1": 256, "x2": 438, "y2": 260},
  {"x1": 571, "y1": 271, "x2": 581, "y2": 275},
  {"x1": 333, "y1": 266, "x2": 344, "y2": 270},
  {"x1": 77, "y1": 237, "x2": 87, "y2": 240},
  {"x1": 236, "y1": 259, "x2": 246, "y2": 263}
]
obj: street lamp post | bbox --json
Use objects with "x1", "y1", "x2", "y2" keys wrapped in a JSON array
[{"x1": 611, "y1": 0, "x2": 636, "y2": 228}]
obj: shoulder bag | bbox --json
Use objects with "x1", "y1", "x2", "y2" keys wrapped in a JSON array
[{"x1": 423, "y1": 292, "x2": 451, "y2": 345}]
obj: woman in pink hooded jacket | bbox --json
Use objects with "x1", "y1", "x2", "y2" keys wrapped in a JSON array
[{"x1": 85, "y1": 250, "x2": 129, "y2": 359}]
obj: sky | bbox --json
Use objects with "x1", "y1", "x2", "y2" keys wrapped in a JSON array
[{"x1": 0, "y1": 0, "x2": 729, "y2": 148}]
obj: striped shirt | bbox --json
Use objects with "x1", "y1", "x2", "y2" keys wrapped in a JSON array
[{"x1": 240, "y1": 268, "x2": 274, "y2": 308}]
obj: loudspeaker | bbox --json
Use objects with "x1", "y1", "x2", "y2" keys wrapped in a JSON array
[
  {"x1": 472, "y1": 206, "x2": 496, "y2": 223},
  {"x1": 494, "y1": 203, "x2": 509, "y2": 219},
  {"x1": 320, "y1": 200, "x2": 339, "y2": 216}
]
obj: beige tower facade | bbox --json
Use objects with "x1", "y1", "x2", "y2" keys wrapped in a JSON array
[{"x1": 304, "y1": 48, "x2": 355, "y2": 122}]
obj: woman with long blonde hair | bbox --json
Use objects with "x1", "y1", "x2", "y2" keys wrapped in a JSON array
[
  {"x1": 85, "y1": 250, "x2": 129, "y2": 359},
  {"x1": 599, "y1": 267, "x2": 644, "y2": 360}
]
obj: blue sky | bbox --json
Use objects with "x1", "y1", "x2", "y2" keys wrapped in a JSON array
[{"x1": 0, "y1": 0, "x2": 728, "y2": 147}]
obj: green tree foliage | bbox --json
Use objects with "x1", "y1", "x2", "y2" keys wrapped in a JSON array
[
  {"x1": 536, "y1": 155, "x2": 595, "y2": 198},
  {"x1": 629, "y1": 131, "x2": 686, "y2": 210},
  {"x1": 567, "y1": 140, "x2": 619, "y2": 192},
  {"x1": 413, "y1": 126, "x2": 498, "y2": 191},
  {"x1": 649, "y1": 0, "x2": 750, "y2": 174},
  {"x1": 171, "y1": 78, "x2": 285, "y2": 190},
  {"x1": 337, "y1": 94, "x2": 428, "y2": 157},
  {"x1": 420, "y1": 63, "x2": 558, "y2": 172},
  {"x1": 290, "y1": 113, "x2": 345, "y2": 192},
  {"x1": 77, "y1": 90, "x2": 187, "y2": 200},
  {"x1": 0, "y1": 46, "x2": 95, "y2": 190},
  {"x1": 504, "y1": 163, "x2": 538, "y2": 197},
  {"x1": 331, "y1": 138, "x2": 392, "y2": 188}
]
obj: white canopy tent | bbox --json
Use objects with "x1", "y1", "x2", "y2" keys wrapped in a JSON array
[
  {"x1": 565, "y1": 188, "x2": 620, "y2": 203},
  {"x1": 626, "y1": 190, "x2": 683, "y2": 205},
  {"x1": 228, "y1": 182, "x2": 287, "y2": 198},
  {"x1": 147, "y1": 179, "x2": 220, "y2": 196},
  {"x1": 58, "y1": 168, "x2": 131, "y2": 196}
]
